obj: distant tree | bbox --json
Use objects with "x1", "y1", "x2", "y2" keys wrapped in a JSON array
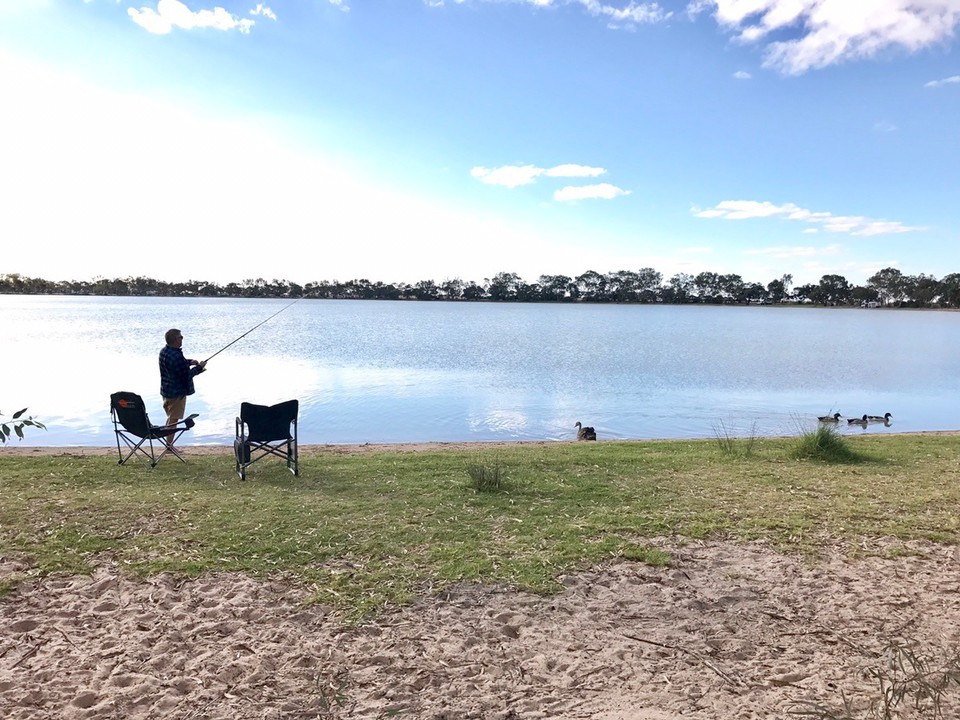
[
  {"x1": 939, "y1": 273, "x2": 960, "y2": 308},
  {"x1": 663, "y1": 273, "x2": 694, "y2": 303},
  {"x1": 607, "y1": 270, "x2": 640, "y2": 302},
  {"x1": 635, "y1": 267, "x2": 663, "y2": 302},
  {"x1": 793, "y1": 283, "x2": 816, "y2": 303},
  {"x1": 486, "y1": 272, "x2": 522, "y2": 301},
  {"x1": 439, "y1": 278, "x2": 464, "y2": 300},
  {"x1": 413, "y1": 279, "x2": 439, "y2": 300},
  {"x1": 462, "y1": 281, "x2": 485, "y2": 300},
  {"x1": 868, "y1": 267, "x2": 906, "y2": 306},
  {"x1": 813, "y1": 274, "x2": 851, "y2": 305},
  {"x1": 741, "y1": 282, "x2": 767, "y2": 304},
  {"x1": 693, "y1": 271, "x2": 723, "y2": 303},
  {"x1": 575, "y1": 270, "x2": 606, "y2": 301},
  {"x1": 538, "y1": 275, "x2": 571, "y2": 302},
  {"x1": 719, "y1": 273, "x2": 745, "y2": 302},
  {"x1": 906, "y1": 274, "x2": 940, "y2": 307},
  {"x1": 766, "y1": 274, "x2": 793, "y2": 303},
  {"x1": 850, "y1": 284, "x2": 879, "y2": 306}
]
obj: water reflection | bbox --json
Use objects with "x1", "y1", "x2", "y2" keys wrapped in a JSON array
[{"x1": 2, "y1": 296, "x2": 958, "y2": 446}]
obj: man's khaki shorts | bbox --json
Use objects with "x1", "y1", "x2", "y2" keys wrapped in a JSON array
[{"x1": 162, "y1": 396, "x2": 187, "y2": 419}]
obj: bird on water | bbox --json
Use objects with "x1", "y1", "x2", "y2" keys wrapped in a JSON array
[
  {"x1": 818, "y1": 412, "x2": 841, "y2": 423},
  {"x1": 575, "y1": 421, "x2": 597, "y2": 441}
]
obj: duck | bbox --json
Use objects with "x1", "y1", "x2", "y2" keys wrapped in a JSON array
[
  {"x1": 575, "y1": 421, "x2": 597, "y2": 441},
  {"x1": 867, "y1": 412, "x2": 892, "y2": 422},
  {"x1": 847, "y1": 414, "x2": 868, "y2": 426},
  {"x1": 818, "y1": 412, "x2": 841, "y2": 423}
]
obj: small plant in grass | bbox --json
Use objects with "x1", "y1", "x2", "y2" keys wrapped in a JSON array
[
  {"x1": 467, "y1": 458, "x2": 505, "y2": 493},
  {"x1": 791, "y1": 423, "x2": 862, "y2": 463},
  {"x1": 713, "y1": 420, "x2": 759, "y2": 458},
  {"x1": 789, "y1": 640, "x2": 960, "y2": 719}
]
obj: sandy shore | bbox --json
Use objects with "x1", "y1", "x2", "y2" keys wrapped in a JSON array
[
  {"x1": 3, "y1": 441, "x2": 960, "y2": 718},
  {"x1": 3, "y1": 539, "x2": 960, "y2": 719},
  {"x1": 3, "y1": 429, "x2": 960, "y2": 458}
]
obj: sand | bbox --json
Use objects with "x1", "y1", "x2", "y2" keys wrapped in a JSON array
[{"x1": 3, "y1": 445, "x2": 960, "y2": 718}]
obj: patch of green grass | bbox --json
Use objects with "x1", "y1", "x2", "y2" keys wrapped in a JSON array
[
  {"x1": 466, "y1": 457, "x2": 506, "y2": 493},
  {"x1": 791, "y1": 423, "x2": 867, "y2": 463},
  {"x1": 1, "y1": 432, "x2": 959, "y2": 617}
]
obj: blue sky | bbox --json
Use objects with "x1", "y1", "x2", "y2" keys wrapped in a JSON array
[{"x1": 1, "y1": 0, "x2": 958, "y2": 287}]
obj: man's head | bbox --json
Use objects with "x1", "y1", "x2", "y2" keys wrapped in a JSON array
[{"x1": 165, "y1": 328, "x2": 184, "y2": 348}]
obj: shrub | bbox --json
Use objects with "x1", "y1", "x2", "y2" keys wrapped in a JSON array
[{"x1": 791, "y1": 423, "x2": 862, "y2": 463}]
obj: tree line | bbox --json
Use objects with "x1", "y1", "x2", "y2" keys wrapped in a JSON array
[{"x1": 3, "y1": 267, "x2": 959, "y2": 307}]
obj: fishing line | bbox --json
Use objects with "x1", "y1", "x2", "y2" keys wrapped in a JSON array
[{"x1": 203, "y1": 296, "x2": 305, "y2": 364}]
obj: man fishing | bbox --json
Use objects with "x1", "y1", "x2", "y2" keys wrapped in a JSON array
[{"x1": 159, "y1": 328, "x2": 206, "y2": 447}]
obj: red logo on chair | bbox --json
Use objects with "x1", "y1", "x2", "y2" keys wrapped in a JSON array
[{"x1": 118, "y1": 399, "x2": 132, "y2": 408}]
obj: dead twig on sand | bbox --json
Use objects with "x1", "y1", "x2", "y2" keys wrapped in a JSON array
[
  {"x1": 623, "y1": 632, "x2": 744, "y2": 687},
  {"x1": 10, "y1": 640, "x2": 46, "y2": 670}
]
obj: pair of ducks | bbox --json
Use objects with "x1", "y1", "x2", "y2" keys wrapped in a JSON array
[{"x1": 818, "y1": 412, "x2": 892, "y2": 426}]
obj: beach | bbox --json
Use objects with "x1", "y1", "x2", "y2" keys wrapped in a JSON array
[{"x1": 2, "y1": 444, "x2": 960, "y2": 718}]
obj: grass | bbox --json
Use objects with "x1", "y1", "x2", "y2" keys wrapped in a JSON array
[
  {"x1": 1, "y1": 433, "x2": 960, "y2": 618},
  {"x1": 713, "y1": 419, "x2": 760, "y2": 458},
  {"x1": 466, "y1": 456, "x2": 506, "y2": 493},
  {"x1": 791, "y1": 423, "x2": 868, "y2": 463},
  {"x1": 789, "y1": 640, "x2": 960, "y2": 719}
]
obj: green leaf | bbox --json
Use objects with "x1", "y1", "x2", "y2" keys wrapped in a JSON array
[
  {"x1": 12, "y1": 408, "x2": 27, "y2": 419},
  {"x1": 14, "y1": 425, "x2": 24, "y2": 440}
]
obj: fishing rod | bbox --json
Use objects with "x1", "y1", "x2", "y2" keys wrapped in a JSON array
[{"x1": 203, "y1": 296, "x2": 306, "y2": 364}]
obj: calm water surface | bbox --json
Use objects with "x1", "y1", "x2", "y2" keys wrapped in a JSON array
[{"x1": 2, "y1": 296, "x2": 958, "y2": 446}]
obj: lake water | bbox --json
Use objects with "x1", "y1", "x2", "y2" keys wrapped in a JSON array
[{"x1": 2, "y1": 295, "x2": 958, "y2": 446}]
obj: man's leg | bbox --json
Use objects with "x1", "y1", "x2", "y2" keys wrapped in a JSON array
[{"x1": 162, "y1": 396, "x2": 187, "y2": 446}]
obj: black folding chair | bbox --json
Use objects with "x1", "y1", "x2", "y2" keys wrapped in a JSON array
[
  {"x1": 110, "y1": 391, "x2": 198, "y2": 468},
  {"x1": 234, "y1": 399, "x2": 299, "y2": 480}
]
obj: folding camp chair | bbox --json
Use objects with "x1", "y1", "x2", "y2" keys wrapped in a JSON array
[
  {"x1": 234, "y1": 399, "x2": 299, "y2": 480},
  {"x1": 110, "y1": 391, "x2": 198, "y2": 468}
]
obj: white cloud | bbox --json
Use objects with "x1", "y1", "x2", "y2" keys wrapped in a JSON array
[
  {"x1": 426, "y1": 0, "x2": 671, "y2": 28},
  {"x1": 129, "y1": 0, "x2": 255, "y2": 35},
  {"x1": 733, "y1": 70, "x2": 752, "y2": 79},
  {"x1": 578, "y1": 0, "x2": 673, "y2": 28},
  {"x1": 926, "y1": 74, "x2": 960, "y2": 87},
  {"x1": 554, "y1": 183, "x2": 630, "y2": 201},
  {"x1": 544, "y1": 164, "x2": 606, "y2": 178},
  {"x1": 691, "y1": 0, "x2": 960, "y2": 74},
  {"x1": 471, "y1": 163, "x2": 607, "y2": 188},
  {"x1": 250, "y1": 3, "x2": 277, "y2": 21},
  {"x1": 694, "y1": 200, "x2": 922, "y2": 236},
  {"x1": 471, "y1": 164, "x2": 544, "y2": 188}
]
